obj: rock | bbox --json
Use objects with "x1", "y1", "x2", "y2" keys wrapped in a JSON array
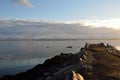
[
  {"x1": 72, "y1": 71, "x2": 84, "y2": 80},
  {"x1": 46, "y1": 46, "x2": 49, "y2": 48},
  {"x1": 66, "y1": 46, "x2": 73, "y2": 48},
  {"x1": 84, "y1": 43, "x2": 90, "y2": 50},
  {"x1": 1, "y1": 43, "x2": 120, "y2": 80},
  {"x1": 46, "y1": 76, "x2": 53, "y2": 80}
]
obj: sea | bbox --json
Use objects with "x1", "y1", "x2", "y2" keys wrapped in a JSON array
[{"x1": 0, "y1": 39, "x2": 120, "y2": 77}]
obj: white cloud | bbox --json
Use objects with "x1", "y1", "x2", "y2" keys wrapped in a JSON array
[
  {"x1": 64, "y1": 18, "x2": 120, "y2": 29},
  {"x1": 11, "y1": 0, "x2": 33, "y2": 8},
  {"x1": 0, "y1": 17, "x2": 120, "y2": 39},
  {"x1": 79, "y1": 18, "x2": 120, "y2": 29}
]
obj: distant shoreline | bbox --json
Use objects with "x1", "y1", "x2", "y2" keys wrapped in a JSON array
[{"x1": 0, "y1": 38, "x2": 120, "y2": 41}]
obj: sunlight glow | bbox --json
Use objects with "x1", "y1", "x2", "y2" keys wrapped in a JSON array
[
  {"x1": 65, "y1": 18, "x2": 120, "y2": 30},
  {"x1": 80, "y1": 18, "x2": 120, "y2": 29},
  {"x1": 116, "y1": 46, "x2": 120, "y2": 50}
]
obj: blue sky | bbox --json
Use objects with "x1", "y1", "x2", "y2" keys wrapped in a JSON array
[
  {"x1": 1, "y1": 0, "x2": 120, "y2": 39},
  {"x1": 1, "y1": 0, "x2": 120, "y2": 21}
]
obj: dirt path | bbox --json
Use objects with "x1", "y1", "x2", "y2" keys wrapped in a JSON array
[{"x1": 91, "y1": 52, "x2": 120, "y2": 80}]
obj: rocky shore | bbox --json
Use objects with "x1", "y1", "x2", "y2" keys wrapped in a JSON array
[{"x1": 1, "y1": 43, "x2": 120, "y2": 80}]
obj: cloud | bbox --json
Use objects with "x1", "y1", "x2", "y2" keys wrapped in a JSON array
[
  {"x1": 64, "y1": 18, "x2": 120, "y2": 29},
  {"x1": 11, "y1": 0, "x2": 33, "y2": 8},
  {"x1": 0, "y1": 17, "x2": 120, "y2": 39}
]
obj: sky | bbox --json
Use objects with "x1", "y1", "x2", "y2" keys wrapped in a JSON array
[
  {"x1": 1, "y1": 0, "x2": 120, "y2": 20},
  {"x1": 0, "y1": 0, "x2": 120, "y2": 39}
]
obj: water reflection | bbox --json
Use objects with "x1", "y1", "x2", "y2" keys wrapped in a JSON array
[
  {"x1": 0, "y1": 40, "x2": 81, "y2": 77},
  {"x1": 0, "y1": 40, "x2": 120, "y2": 77}
]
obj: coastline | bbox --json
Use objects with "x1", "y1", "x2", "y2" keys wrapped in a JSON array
[{"x1": 1, "y1": 43, "x2": 120, "y2": 80}]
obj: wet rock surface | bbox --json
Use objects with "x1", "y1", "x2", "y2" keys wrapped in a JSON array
[{"x1": 1, "y1": 43, "x2": 120, "y2": 80}]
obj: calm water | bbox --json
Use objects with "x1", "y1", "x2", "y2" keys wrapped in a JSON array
[{"x1": 0, "y1": 40, "x2": 120, "y2": 77}]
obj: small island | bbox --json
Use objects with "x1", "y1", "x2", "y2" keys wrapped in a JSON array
[{"x1": 1, "y1": 43, "x2": 120, "y2": 80}]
